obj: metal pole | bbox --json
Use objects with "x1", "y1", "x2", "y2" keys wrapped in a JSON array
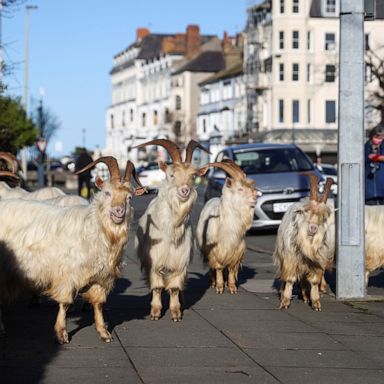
[
  {"x1": 336, "y1": 0, "x2": 366, "y2": 299},
  {"x1": 22, "y1": 5, "x2": 38, "y2": 181}
]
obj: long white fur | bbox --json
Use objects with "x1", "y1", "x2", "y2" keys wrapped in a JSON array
[
  {"x1": 0, "y1": 178, "x2": 134, "y2": 342},
  {"x1": 196, "y1": 178, "x2": 255, "y2": 294},
  {"x1": 272, "y1": 199, "x2": 335, "y2": 310},
  {"x1": 135, "y1": 162, "x2": 200, "y2": 321},
  {"x1": 0, "y1": 181, "x2": 65, "y2": 200}
]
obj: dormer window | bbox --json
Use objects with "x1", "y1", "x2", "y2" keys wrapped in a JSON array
[{"x1": 323, "y1": 0, "x2": 338, "y2": 16}]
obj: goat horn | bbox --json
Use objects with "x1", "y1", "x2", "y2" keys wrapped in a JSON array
[
  {"x1": 0, "y1": 170, "x2": 19, "y2": 179},
  {"x1": 308, "y1": 173, "x2": 319, "y2": 201},
  {"x1": 0, "y1": 152, "x2": 17, "y2": 173},
  {"x1": 319, "y1": 177, "x2": 335, "y2": 204},
  {"x1": 75, "y1": 156, "x2": 120, "y2": 181},
  {"x1": 133, "y1": 139, "x2": 182, "y2": 163},
  {"x1": 184, "y1": 140, "x2": 210, "y2": 163},
  {"x1": 123, "y1": 160, "x2": 144, "y2": 189},
  {"x1": 207, "y1": 160, "x2": 245, "y2": 180}
]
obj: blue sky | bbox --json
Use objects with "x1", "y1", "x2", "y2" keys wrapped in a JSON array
[{"x1": 2, "y1": 0, "x2": 253, "y2": 157}]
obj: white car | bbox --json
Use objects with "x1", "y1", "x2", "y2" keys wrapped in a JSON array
[
  {"x1": 316, "y1": 163, "x2": 338, "y2": 195},
  {"x1": 137, "y1": 162, "x2": 166, "y2": 192}
]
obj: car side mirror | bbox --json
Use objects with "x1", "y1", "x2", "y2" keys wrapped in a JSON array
[{"x1": 212, "y1": 169, "x2": 226, "y2": 179}]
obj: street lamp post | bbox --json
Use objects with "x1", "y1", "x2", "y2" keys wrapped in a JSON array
[{"x1": 22, "y1": 4, "x2": 38, "y2": 180}]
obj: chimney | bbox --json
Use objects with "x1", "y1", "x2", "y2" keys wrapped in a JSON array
[
  {"x1": 136, "y1": 28, "x2": 150, "y2": 42},
  {"x1": 175, "y1": 33, "x2": 186, "y2": 53},
  {"x1": 186, "y1": 25, "x2": 201, "y2": 58}
]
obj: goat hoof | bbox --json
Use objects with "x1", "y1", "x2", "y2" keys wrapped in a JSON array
[
  {"x1": 55, "y1": 330, "x2": 69, "y2": 345},
  {"x1": 151, "y1": 315, "x2": 160, "y2": 321},
  {"x1": 312, "y1": 303, "x2": 321, "y2": 311},
  {"x1": 216, "y1": 287, "x2": 224, "y2": 294},
  {"x1": 102, "y1": 336, "x2": 113, "y2": 342},
  {"x1": 172, "y1": 317, "x2": 182, "y2": 322}
]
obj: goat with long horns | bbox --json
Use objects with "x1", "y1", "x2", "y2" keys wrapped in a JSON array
[
  {"x1": 196, "y1": 159, "x2": 259, "y2": 294},
  {"x1": 272, "y1": 174, "x2": 335, "y2": 311},
  {"x1": 135, "y1": 139, "x2": 209, "y2": 321}
]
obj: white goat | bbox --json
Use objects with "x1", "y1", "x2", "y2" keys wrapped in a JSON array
[
  {"x1": 0, "y1": 156, "x2": 145, "y2": 343},
  {"x1": 135, "y1": 139, "x2": 209, "y2": 321},
  {"x1": 273, "y1": 175, "x2": 335, "y2": 311},
  {"x1": 196, "y1": 160, "x2": 258, "y2": 294}
]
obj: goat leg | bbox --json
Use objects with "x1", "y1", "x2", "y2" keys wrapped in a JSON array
[
  {"x1": 215, "y1": 268, "x2": 224, "y2": 294},
  {"x1": 308, "y1": 270, "x2": 322, "y2": 311},
  {"x1": 54, "y1": 303, "x2": 70, "y2": 344},
  {"x1": 227, "y1": 265, "x2": 239, "y2": 294},
  {"x1": 169, "y1": 288, "x2": 182, "y2": 322},
  {"x1": 93, "y1": 302, "x2": 112, "y2": 342},
  {"x1": 150, "y1": 288, "x2": 163, "y2": 320},
  {"x1": 280, "y1": 279, "x2": 295, "y2": 309},
  {"x1": 209, "y1": 269, "x2": 216, "y2": 288}
]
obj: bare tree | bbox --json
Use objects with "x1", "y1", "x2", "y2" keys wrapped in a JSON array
[{"x1": 365, "y1": 45, "x2": 384, "y2": 123}]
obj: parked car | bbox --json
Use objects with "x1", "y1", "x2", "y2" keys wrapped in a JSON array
[
  {"x1": 204, "y1": 143, "x2": 324, "y2": 229},
  {"x1": 137, "y1": 161, "x2": 166, "y2": 191}
]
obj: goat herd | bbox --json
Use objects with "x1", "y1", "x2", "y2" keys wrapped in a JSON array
[{"x1": 0, "y1": 140, "x2": 383, "y2": 345}]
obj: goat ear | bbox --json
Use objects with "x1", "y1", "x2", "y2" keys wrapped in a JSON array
[
  {"x1": 225, "y1": 177, "x2": 233, "y2": 188},
  {"x1": 134, "y1": 187, "x2": 147, "y2": 196},
  {"x1": 158, "y1": 161, "x2": 167, "y2": 173},
  {"x1": 95, "y1": 176, "x2": 104, "y2": 190},
  {"x1": 198, "y1": 165, "x2": 209, "y2": 176}
]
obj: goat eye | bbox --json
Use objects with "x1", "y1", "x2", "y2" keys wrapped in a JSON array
[
  {"x1": 105, "y1": 191, "x2": 111, "y2": 197},
  {"x1": 238, "y1": 188, "x2": 244, "y2": 192},
  {"x1": 169, "y1": 173, "x2": 174, "y2": 178}
]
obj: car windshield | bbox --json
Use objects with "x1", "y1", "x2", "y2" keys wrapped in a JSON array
[{"x1": 233, "y1": 147, "x2": 313, "y2": 174}]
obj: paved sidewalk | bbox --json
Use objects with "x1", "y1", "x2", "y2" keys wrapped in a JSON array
[{"x1": 1, "y1": 229, "x2": 384, "y2": 383}]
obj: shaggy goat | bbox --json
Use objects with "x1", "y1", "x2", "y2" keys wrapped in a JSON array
[
  {"x1": 272, "y1": 175, "x2": 335, "y2": 311},
  {"x1": 0, "y1": 156, "x2": 145, "y2": 343},
  {"x1": 135, "y1": 139, "x2": 209, "y2": 321},
  {"x1": 196, "y1": 160, "x2": 258, "y2": 294}
]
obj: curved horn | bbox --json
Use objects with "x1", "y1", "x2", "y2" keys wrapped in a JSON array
[
  {"x1": 207, "y1": 160, "x2": 245, "y2": 180},
  {"x1": 0, "y1": 170, "x2": 19, "y2": 179},
  {"x1": 123, "y1": 160, "x2": 144, "y2": 188},
  {"x1": 308, "y1": 173, "x2": 319, "y2": 201},
  {"x1": 184, "y1": 140, "x2": 210, "y2": 163},
  {"x1": 319, "y1": 177, "x2": 335, "y2": 204},
  {"x1": 75, "y1": 156, "x2": 120, "y2": 181},
  {"x1": 0, "y1": 152, "x2": 17, "y2": 173},
  {"x1": 221, "y1": 159, "x2": 246, "y2": 179},
  {"x1": 133, "y1": 139, "x2": 182, "y2": 163}
]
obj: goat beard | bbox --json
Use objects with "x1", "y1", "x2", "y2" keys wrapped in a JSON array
[{"x1": 167, "y1": 187, "x2": 197, "y2": 228}]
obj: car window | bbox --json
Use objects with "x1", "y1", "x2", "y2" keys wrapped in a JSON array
[{"x1": 233, "y1": 148, "x2": 313, "y2": 174}]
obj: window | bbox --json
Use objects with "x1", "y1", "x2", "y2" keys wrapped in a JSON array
[
  {"x1": 307, "y1": 63, "x2": 311, "y2": 83},
  {"x1": 279, "y1": 100, "x2": 284, "y2": 123},
  {"x1": 153, "y1": 110, "x2": 158, "y2": 125},
  {"x1": 110, "y1": 114, "x2": 114, "y2": 129},
  {"x1": 122, "y1": 110, "x2": 125, "y2": 127},
  {"x1": 142, "y1": 112, "x2": 146, "y2": 127},
  {"x1": 365, "y1": 63, "x2": 373, "y2": 83},
  {"x1": 279, "y1": 63, "x2": 284, "y2": 81},
  {"x1": 365, "y1": 34, "x2": 370, "y2": 51},
  {"x1": 325, "y1": 0, "x2": 336, "y2": 13},
  {"x1": 175, "y1": 95, "x2": 181, "y2": 110},
  {"x1": 292, "y1": 63, "x2": 299, "y2": 81},
  {"x1": 280, "y1": 0, "x2": 285, "y2": 13},
  {"x1": 203, "y1": 119, "x2": 206, "y2": 133},
  {"x1": 279, "y1": 31, "x2": 284, "y2": 49},
  {"x1": 307, "y1": 31, "x2": 311, "y2": 50},
  {"x1": 307, "y1": 99, "x2": 311, "y2": 124},
  {"x1": 293, "y1": 0, "x2": 299, "y2": 13},
  {"x1": 325, "y1": 65, "x2": 336, "y2": 82},
  {"x1": 174, "y1": 121, "x2": 181, "y2": 138},
  {"x1": 325, "y1": 100, "x2": 336, "y2": 123},
  {"x1": 130, "y1": 108, "x2": 134, "y2": 122},
  {"x1": 292, "y1": 31, "x2": 299, "y2": 49},
  {"x1": 325, "y1": 33, "x2": 335, "y2": 51},
  {"x1": 292, "y1": 100, "x2": 300, "y2": 123}
]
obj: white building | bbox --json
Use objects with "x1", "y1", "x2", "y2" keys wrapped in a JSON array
[
  {"x1": 242, "y1": 0, "x2": 384, "y2": 162},
  {"x1": 106, "y1": 26, "x2": 220, "y2": 165}
]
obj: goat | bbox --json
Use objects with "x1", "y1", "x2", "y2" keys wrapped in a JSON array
[
  {"x1": 196, "y1": 160, "x2": 258, "y2": 294},
  {"x1": 0, "y1": 156, "x2": 145, "y2": 343},
  {"x1": 272, "y1": 175, "x2": 335, "y2": 311},
  {"x1": 135, "y1": 139, "x2": 209, "y2": 321}
]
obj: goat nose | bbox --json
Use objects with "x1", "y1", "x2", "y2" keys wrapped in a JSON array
[
  {"x1": 309, "y1": 224, "x2": 318, "y2": 235},
  {"x1": 179, "y1": 186, "x2": 190, "y2": 197},
  {"x1": 115, "y1": 205, "x2": 125, "y2": 215}
]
